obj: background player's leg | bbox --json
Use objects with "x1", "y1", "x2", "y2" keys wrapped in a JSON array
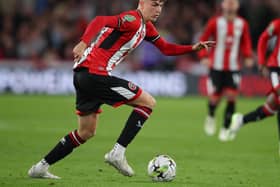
[
  {"x1": 219, "y1": 71, "x2": 240, "y2": 141},
  {"x1": 276, "y1": 110, "x2": 280, "y2": 156},
  {"x1": 229, "y1": 93, "x2": 277, "y2": 140},
  {"x1": 204, "y1": 74, "x2": 222, "y2": 136},
  {"x1": 223, "y1": 89, "x2": 238, "y2": 129},
  {"x1": 204, "y1": 94, "x2": 221, "y2": 136},
  {"x1": 219, "y1": 91, "x2": 236, "y2": 141},
  {"x1": 237, "y1": 68, "x2": 280, "y2": 125},
  {"x1": 243, "y1": 93, "x2": 276, "y2": 124},
  {"x1": 105, "y1": 90, "x2": 155, "y2": 176},
  {"x1": 28, "y1": 113, "x2": 98, "y2": 179},
  {"x1": 208, "y1": 94, "x2": 220, "y2": 119},
  {"x1": 270, "y1": 72, "x2": 280, "y2": 155}
]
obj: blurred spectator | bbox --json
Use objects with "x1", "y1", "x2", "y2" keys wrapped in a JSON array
[{"x1": 0, "y1": 0, "x2": 279, "y2": 70}]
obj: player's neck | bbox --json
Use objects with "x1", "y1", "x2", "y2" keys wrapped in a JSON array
[
  {"x1": 137, "y1": 8, "x2": 149, "y2": 23},
  {"x1": 224, "y1": 13, "x2": 236, "y2": 21}
]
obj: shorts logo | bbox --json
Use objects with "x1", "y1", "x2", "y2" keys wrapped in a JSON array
[{"x1": 128, "y1": 82, "x2": 137, "y2": 91}]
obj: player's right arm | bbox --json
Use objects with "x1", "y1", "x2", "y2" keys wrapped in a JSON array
[
  {"x1": 73, "y1": 15, "x2": 120, "y2": 62},
  {"x1": 81, "y1": 16, "x2": 121, "y2": 45},
  {"x1": 73, "y1": 12, "x2": 138, "y2": 62}
]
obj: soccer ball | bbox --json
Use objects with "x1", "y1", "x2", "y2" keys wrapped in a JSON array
[{"x1": 147, "y1": 155, "x2": 176, "y2": 182}]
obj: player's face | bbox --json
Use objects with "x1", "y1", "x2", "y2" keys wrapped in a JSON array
[
  {"x1": 141, "y1": 0, "x2": 164, "y2": 22},
  {"x1": 222, "y1": 0, "x2": 239, "y2": 15}
]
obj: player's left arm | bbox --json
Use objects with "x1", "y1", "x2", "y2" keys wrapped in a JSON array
[
  {"x1": 258, "y1": 20, "x2": 280, "y2": 67},
  {"x1": 241, "y1": 21, "x2": 254, "y2": 68},
  {"x1": 145, "y1": 22, "x2": 214, "y2": 56}
]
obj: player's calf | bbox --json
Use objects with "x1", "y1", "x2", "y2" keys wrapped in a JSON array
[
  {"x1": 204, "y1": 94, "x2": 221, "y2": 136},
  {"x1": 104, "y1": 106, "x2": 152, "y2": 176},
  {"x1": 106, "y1": 91, "x2": 154, "y2": 176},
  {"x1": 229, "y1": 104, "x2": 276, "y2": 141},
  {"x1": 223, "y1": 100, "x2": 236, "y2": 129},
  {"x1": 28, "y1": 129, "x2": 86, "y2": 179},
  {"x1": 78, "y1": 113, "x2": 98, "y2": 140},
  {"x1": 242, "y1": 104, "x2": 275, "y2": 124}
]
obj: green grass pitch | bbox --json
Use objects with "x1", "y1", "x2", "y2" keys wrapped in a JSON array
[{"x1": 0, "y1": 95, "x2": 280, "y2": 187}]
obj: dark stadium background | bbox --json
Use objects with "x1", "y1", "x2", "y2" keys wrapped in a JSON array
[
  {"x1": 1, "y1": 0, "x2": 279, "y2": 60},
  {"x1": 0, "y1": 0, "x2": 279, "y2": 97},
  {"x1": 1, "y1": 1, "x2": 280, "y2": 187}
]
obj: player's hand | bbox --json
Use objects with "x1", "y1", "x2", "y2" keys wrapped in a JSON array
[
  {"x1": 201, "y1": 58, "x2": 210, "y2": 66},
  {"x1": 259, "y1": 64, "x2": 269, "y2": 77},
  {"x1": 244, "y1": 58, "x2": 254, "y2": 68},
  {"x1": 73, "y1": 41, "x2": 87, "y2": 62},
  {"x1": 192, "y1": 41, "x2": 215, "y2": 51}
]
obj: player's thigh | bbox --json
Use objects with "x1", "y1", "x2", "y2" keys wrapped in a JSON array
[
  {"x1": 224, "y1": 71, "x2": 240, "y2": 100},
  {"x1": 127, "y1": 90, "x2": 156, "y2": 109},
  {"x1": 207, "y1": 70, "x2": 223, "y2": 98},
  {"x1": 74, "y1": 69, "x2": 104, "y2": 115}
]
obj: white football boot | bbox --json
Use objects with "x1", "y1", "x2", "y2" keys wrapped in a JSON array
[
  {"x1": 228, "y1": 113, "x2": 244, "y2": 141},
  {"x1": 104, "y1": 151, "x2": 134, "y2": 177},
  {"x1": 28, "y1": 161, "x2": 60, "y2": 179},
  {"x1": 218, "y1": 128, "x2": 231, "y2": 142},
  {"x1": 204, "y1": 115, "x2": 216, "y2": 136}
]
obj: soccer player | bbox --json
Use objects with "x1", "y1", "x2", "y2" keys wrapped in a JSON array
[
  {"x1": 28, "y1": 0, "x2": 214, "y2": 179},
  {"x1": 230, "y1": 19, "x2": 280, "y2": 144},
  {"x1": 198, "y1": 0, "x2": 253, "y2": 141}
]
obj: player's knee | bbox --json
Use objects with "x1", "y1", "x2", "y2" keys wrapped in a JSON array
[
  {"x1": 79, "y1": 129, "x2": 96, "y2": 140},
  {"x1": 147, "y1": 96, "x2": 156, "y2": 109},
  {"x1": 225, "y1": 93, "x2": 237, "y2": 102},
  {"x1": 86, "y1": 129, "x2": 96, "y2": 139},
  {"x1": 209, "y1": 93, "x2": 221, "y2": 104},
  {"x1": 226, "y1": 97, "x2": 236, "y2": 103},
  {"x1": 266, "y1": 93, "x2": 278, "y2": 108}
]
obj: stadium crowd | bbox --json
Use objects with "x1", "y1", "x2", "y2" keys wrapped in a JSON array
[{"x1": 0, "y1": 0, "x2": 279, "y2": 71}]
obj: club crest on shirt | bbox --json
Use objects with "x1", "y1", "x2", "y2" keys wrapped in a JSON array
[
  {"x1": 122, "y1": 15, "x2": 136, "y2": 22},
  {"x1": 128, "y1": 82, "x2": 137, "y2": 91}
]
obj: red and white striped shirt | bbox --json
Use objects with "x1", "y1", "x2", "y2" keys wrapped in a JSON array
[
  {"x1": 74, "y1": 9, "x2": 194, "y2": 76},
  {"x1": 198, "y1": 16, "x2": 252, "y2": 71},
  {"x1": 258, "y1": 19, "x2": 280, "y2": 68}
]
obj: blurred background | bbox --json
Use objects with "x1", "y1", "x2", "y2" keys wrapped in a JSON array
[{"x1": 0, "y1": 0, "x2": 279, "y2": 96}]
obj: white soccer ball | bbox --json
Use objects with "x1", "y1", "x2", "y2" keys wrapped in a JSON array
[{"x1": 147, "y1": 155, "x2": 176, "y2": 182}]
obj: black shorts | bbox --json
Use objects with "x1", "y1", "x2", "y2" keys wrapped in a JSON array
[
  {"x1": 73, "y1": 68, "x2": 142, "y2": 116},
  {"x1": 207, "y1": 69, "x2": 241, "y2": 95}
]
